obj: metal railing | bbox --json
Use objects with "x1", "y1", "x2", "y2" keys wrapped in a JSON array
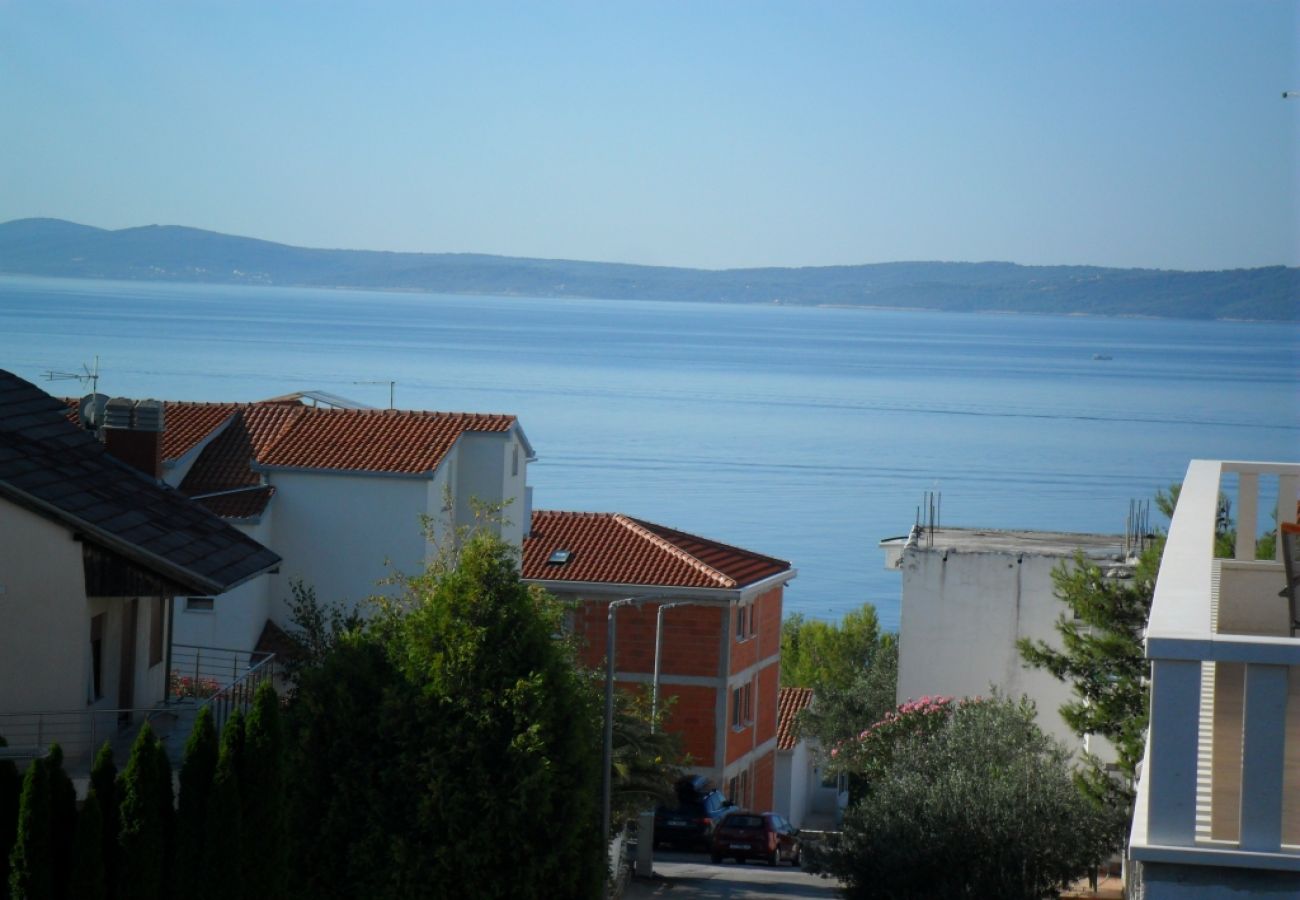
[
  {"x1": 194, "y1": 648, "x2": 277, "y2": 734},
  {"x1": 0, "y1": 706, "x2": 171, "y2": 766},
  {"x1": 168, "y1": 643, "x2": 272, "y2": 703}
]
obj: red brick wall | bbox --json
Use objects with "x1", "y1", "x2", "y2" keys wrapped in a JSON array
[
  {"x1": 755, "y1": 660, "x2": 779, "y2": 746},
  {"x1": 752, "y1": 748, "x2": 775, "y2": 811},
  {"x1": 659, "y1": 683, "x2": 718, "y2": 767},
  {"x1": 756, "y1": 587, "x2": 783, "y2": 661},
  {"x1": 568, "y1": 597, "x2": 722, "y2": 679}
]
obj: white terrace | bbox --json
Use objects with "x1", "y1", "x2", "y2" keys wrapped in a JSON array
[{"x1": 1130, "y1": 460, "x2": 1300, "y2": 895}]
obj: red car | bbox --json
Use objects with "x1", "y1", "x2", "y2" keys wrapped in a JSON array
[{"x1": 710, "y1": 810, "x2": 802, "y2": 866}]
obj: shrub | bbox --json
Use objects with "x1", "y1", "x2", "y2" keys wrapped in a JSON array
[
  {"x1": 8, "y1": 758, "x2": 50, "y2": 900},
  {"x1": 88, "y1": 743, "x2": 118, "y2": 900},
  {"x1": 0, "y1": 736, "x2": 20, "y2": 900},
  {"x1": 69, "y1": 789, "x2": 104, "y2": 900},
  {"x1": 241, "y1": 682, "x2": 285, "y2": 899},
  {"x1": 44, "y1": 746, "x2": 76, "y2": 900},
  {"x1": 116, "y1": 725, "x2": 164, "y2": 900},
  {"x1": 176, "y1": 707, "x2": 216, "y2": 897}
]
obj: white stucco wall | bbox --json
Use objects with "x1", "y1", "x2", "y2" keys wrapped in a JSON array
[
  {"x1": 894, "y1": 548, "x2": 1083, "y2": 751},
  {"x1": 0, "y1": 502, "x2": 89, "y2": 714},
  {"x1": 173, "y1": 513, "x2": 274, "y2": 651},
  {"x1": 774, "y1": 742, "x2": 812, "y2": 827},
  {"x1": 263, "y1": 469, "x2": 433, "y2": 623},
  {"x1": 452, "y1": 431, "x2": 529, "y2": 548}
]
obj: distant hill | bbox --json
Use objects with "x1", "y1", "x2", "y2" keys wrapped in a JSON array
[{"x1": 0, "y1": 217, "x2": 1295, "y2": 320}]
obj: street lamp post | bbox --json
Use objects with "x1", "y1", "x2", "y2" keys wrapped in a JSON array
[
  {"x1": 651, "y1": 600, "x2": 696, "y2": 730},
  {"x1": 602, "y1": 594, "x2": 662, "y2": 858}
]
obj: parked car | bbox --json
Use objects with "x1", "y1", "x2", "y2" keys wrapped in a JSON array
[
  {"x1": 654, "y1": 776, "x2": 734, "y2": 849},
  {"x1": 710, "y1": 810, "x2": 801, "y2": 866}
]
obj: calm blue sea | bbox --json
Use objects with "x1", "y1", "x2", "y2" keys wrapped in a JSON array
[{"x1": 2, "y1": 274, "x2": 1297, "y2": 629}]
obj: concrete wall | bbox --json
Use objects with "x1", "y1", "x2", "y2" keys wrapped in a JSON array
[
  {"x1": 452, "y1": 431, "x2": 529, "y2": 549},
  {"x1": 173, "y1": 513, "x2": 274, "y2": 651},
  {"x1": 264, "y1": 469, "x2": 431, "y2": 623},
  {"x1": 0, "y1": 502, "x2": 90, "y2": 713},
  {"x1": 895, "y1": 548, "x2": 1080, "y2": 750},
  {"x1": 1135, "y1": 861, "x2": 1300, "y2": 898}
]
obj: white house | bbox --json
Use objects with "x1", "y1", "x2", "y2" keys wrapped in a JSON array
[
  {"x1": 69, "y1": 392, "x2": 533, "y2": 656},
  {"x1": 772, "y1": 686, "x2": 842, "y2": 829},
  {"x1": 0, "y1": 372, "x2": 279, "y2": 762},
  {"x1": 1128, "y1": 459, "x2": 1300, "y2": 897},
  {"x1": 881, "y1": 525, "x2": 1136, "y2": 753}
]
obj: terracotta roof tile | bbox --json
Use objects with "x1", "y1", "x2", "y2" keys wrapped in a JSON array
[
  {"x1": 522, "y1": 511, "x2": 791, "y2": 590},
  {"x1": 777, "y1": 687, "x2": 814, "y2": 751},
  {"x1": 160, "y1": 403, "x2": 241, "y2": 461},
  {"x1": 0, "y1": 371, "x2": 280, "y2": 595},
  {"x1": 193, "y1": 486, "x2": 276, "y2": 520}
]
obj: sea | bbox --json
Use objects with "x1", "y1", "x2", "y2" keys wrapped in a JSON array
[{"x1": 1, "y1": 274, "x2": 1296, "y2": 630}]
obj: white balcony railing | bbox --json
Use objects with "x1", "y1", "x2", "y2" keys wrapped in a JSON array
[{"x1": 1130, "y1": 460, "x2": 1300, "y2": 873}]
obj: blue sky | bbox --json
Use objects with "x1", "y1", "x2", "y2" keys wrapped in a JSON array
[{"x1": 1, "y1": 1, "x2": 1296, "y2": 270}]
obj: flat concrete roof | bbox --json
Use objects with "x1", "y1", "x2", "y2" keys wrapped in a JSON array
[{"x1": 880, "y1": 526, "x2": 1130, "y2": 560}]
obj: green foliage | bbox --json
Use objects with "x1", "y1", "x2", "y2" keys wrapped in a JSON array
[
  {"x1": 8, "y1": 758, "x2": 50, "y2": 900},
  {"x1": 810, "y1": 695, "x2": 1119, "y2": 900},
  {"x1": 609, "y1": 687, "x2": 684, "y2": 827},
  {"x1": 241, "y1": 682, "x2": 286, "y2": 900},
  {"x1": 116, "y1": 724, "x2": 164, "y2": 900},
  {"x1": 0, "y1": 737, "x2": 20, "y2": 900},
  {"x1": 282, "y1": 579, "x2": 363, "y2": 677},
  {"x1": 284, "y1": 531, "x2": 604, "y2": 900},
  {"x1": 176, "y1": 707, "x2": 216, "y2": 898},
  {"x1": 88, "y1": 743, "x2": 118, "y2": 900},
  {"x1": 797, "y1": 636, "x2": 898, "y2": 749},
  {"x1": 150, "y1": 743, "x2": 173, "y2": 899},
  {"x1": 69, "y1": 790, "x2": 104, "y2": 900},
  {"x1": 44, "y1": 747, "x2": 76, "y2": 900},
  {"x1": 1018, "y1": 546, "x2": 1156, "y2": 817},
  {"x1": 200, "y1": 713, "x2": 244, "y2": 900},
  {"x1": 780, "y1": 603, "x2": 884, "y2": 692}
]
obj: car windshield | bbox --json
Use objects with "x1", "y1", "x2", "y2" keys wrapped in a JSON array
[{"x1": 724, "y1": 815, "x2": 764, "y2": 829}]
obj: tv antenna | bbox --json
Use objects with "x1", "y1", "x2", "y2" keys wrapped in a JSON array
[
  {"x1": 45, "y1": 355, "x2": 101, "y2": 395},
  {"x1": 354, "y1": 380, "x2": 395, "y2": 410}
]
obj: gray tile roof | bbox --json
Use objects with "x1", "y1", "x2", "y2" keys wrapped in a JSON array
[{"x1": 0, "y1": 371, "x2": 280, "y2": 594}]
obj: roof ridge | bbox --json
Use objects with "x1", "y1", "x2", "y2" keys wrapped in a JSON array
[
  {"x1": 635, "y1": 516, "x2": 791, "y2": 569},
  {"x1": 612, "y1": 514, "x2": 736, "y2": 588}
]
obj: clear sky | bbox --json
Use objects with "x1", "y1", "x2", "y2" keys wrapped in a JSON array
[{"x1": 1, "y1": 1, "x2": 1296, "y2": 270}]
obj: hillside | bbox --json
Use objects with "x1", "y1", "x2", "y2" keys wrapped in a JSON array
[{"x1": 0, "y1": 218, "x2": 1295, "y2": 320}]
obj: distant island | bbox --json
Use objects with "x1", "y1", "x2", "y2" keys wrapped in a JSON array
[{"x1": 1, "y1": 217, "x2": 1295, "y2": 321}]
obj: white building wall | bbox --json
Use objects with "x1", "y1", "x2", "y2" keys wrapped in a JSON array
[
  {"x1": 173, "y1": 513, "x2": 275, "y2": 652},
  {"x1": 453, "y1": 432, "x2": 529, "y2": 548},
  {"x1": 264, "y1": 469, "x2": 431, "y2": 624},
  {"x1": 895, "y1": 549, "x2": 1082, "y2": 751},
  {"x1": 0, "y1": 502, "x2": 90, "y2": 713},
  {"x1": 774, "y1": 743, "x2": 812, "y2": 828}
]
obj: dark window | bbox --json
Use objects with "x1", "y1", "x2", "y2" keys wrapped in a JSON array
[
  {"x1": 90, "y1": 613, "x2": 105, "y2": 701},
  {"x1": 148, "y1": 596, "x2": 164, "y2": 666},
  {"x1": 732, "y1": 687, "x2": 742, "y2": 727},
  {"x1": 185, "y1": 596, "x2": 215, "y2": 612}
]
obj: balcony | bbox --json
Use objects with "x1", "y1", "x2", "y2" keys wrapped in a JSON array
[{"x1": 1129, "y1": 460, "x2": 1300, "y2": 889}]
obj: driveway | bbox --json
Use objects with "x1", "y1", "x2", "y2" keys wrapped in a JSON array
[{"x1": 623, "y1": 850, "x2": 842, "y2": 899}]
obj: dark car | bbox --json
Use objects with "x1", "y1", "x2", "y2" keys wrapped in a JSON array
[
  {"x1": 710, "y1": 810, "x2": 801, "y2": 866},
  {"x1": 654, "y1": 777, "x2": 734, "y2": 849}
]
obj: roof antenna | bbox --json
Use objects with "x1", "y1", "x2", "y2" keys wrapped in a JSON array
[
  {"x1": 354, "y1": 380, "x2": 395, "y2": 410},
  {"x1": 45, "y1": 355, "x2": 101, "y2": 395}
]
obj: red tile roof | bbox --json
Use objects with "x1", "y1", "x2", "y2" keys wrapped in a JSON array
[
  {"x1": 189, "y1": 486, "x2": 276, "y2": 520},
  {"x1": 522, "y1": 511, "x2": 791, "y2": 590},
  {"x1": 777, "y1": 687, "x2": 814, "y2": 751}
]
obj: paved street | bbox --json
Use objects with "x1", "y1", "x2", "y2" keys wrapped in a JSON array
[{"x1": 623, "y1": 850, "x2": 842, "y2": 899}]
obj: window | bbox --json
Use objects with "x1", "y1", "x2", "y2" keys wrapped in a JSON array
[
  {"x1": 744, "y1": 681, "x2": 753, "y2": 723},
  {"x1": 185, "y1": 596, "x2": 215, "y2": 612},
  {"x1": 90, "y1": 614, "x2": 105, "y2": 701},
  {"x1": 512, "y1": 445, "x2": 519, "y2": 477},
  {"x1": 732, "y1": 687, "x2": 743, "y2": 728},
  {"x1": 739, "y1": 768, "x2": 749, "y2": 808},
  {"x1": 749, "y1": 601, "x2": 758, "y2": 637},
  {"x1": 728, "y1": 776, "x2": 739, "y2": 804},
  {"x1": 148, "y1": 596, "x2": 164, "y2": 667},
  {"x1": 734, "y1": 605, "x2": 746, "y2": 642}
]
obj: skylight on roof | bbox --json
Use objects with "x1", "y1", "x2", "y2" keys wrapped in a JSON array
[{"x1": 548, "y1": 549, "x2": 572, "y2": 565}]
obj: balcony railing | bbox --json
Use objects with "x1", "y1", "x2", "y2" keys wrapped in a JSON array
[{"x1": 1130, "y1": 460, "x2": 1300, "y2": 873}]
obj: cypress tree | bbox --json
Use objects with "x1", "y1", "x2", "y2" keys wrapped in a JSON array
[
  {"x1": 241, "y1": 683, "x2": 285, "y2": 900},
  {"x1": 199, "y1": 714, "x2": 243, "y2": 900},
  {"x1": 0, "y1": 737, "x2": 20, "y2": 900},
  {"x1": 44, "y1": 747, "x2": 76, "y2": 900},
  {"x1": 69, "y1": 790, "x2": 104, "y2": 900},
  {"x1": 116, "y1": 724, "x2": 162, "y2": 900},
  {"x1": 88, "y1": 743, "x2": 118, "y2": 900},
  {"x1": 8, "y1": 758, "x2": 50, "y2": 900},
  {"x1": 176, "y1": 707, "x2": 216, "y2": 897},
  {"x1": 150, "y1": 740, "x2": 174, "y2": 899}
]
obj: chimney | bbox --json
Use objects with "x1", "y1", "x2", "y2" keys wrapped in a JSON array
[{"x1": 102, "y1": 398, "x2": 165, "y2": 479}]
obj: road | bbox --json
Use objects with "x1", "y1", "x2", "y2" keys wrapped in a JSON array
[{"x1": 623, "y1": 849, "x2": 842, "y2": 899}]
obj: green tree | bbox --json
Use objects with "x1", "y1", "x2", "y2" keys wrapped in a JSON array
[
  {"x1": 812, "y1": 695, "x2": 1118, "y2": 900},
  {"x1": 8, "y1": 758, "x2": 50, "y2": 900},
  {"x1": 150, "y1": 739, "x2": 174, "y2": 899},
  {"x1": 284, "y1": 531, "x2": 604, "y2": 900},
  {"x1": 609, "y1": 687, "x2": 684, "y2": 827},
  {"x1": 780, "y1": 603, "x2": 886, "y2": 692},
  {"x1": 176, "y1": 707, "x2": 216, "y2": 897},
  {"x1": 797, "y1": 636, "x2": 898, "y2": 750},
  {"x1": 241, "y1": 682, "x2": 285, "y2": 900},
  {"x1": 88, "y1": 743, "x2": 118, "y2": 900},
  {"x1": 44, "y1": 747, "x2": 76, "y2": 900},
  {"x1": 116, "y1": 724, "x2": 164, "y2": 900},
  {"x1": 69, "y1": 789, "x2": 104, "y2": 900},
  {"x1": 199, "y1": 717, "x2": 243, "y2": 900},
  {"x1": 0, "y1": 737, "x2": 20, "y2": 900},
  {"x1": 1018, "y1": 546, "x2": 1157, "y2": 821}
]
